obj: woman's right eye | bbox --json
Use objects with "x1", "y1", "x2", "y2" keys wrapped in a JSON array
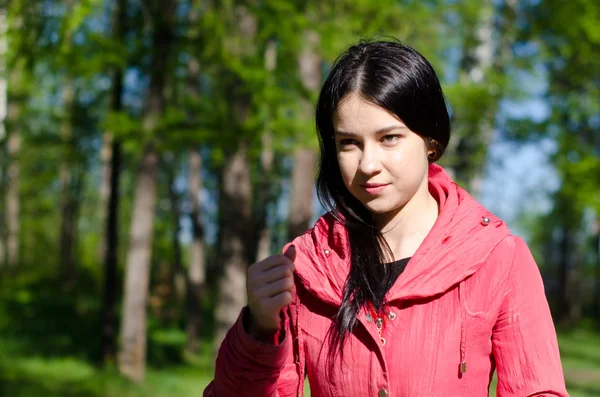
[{"x1": 339, "y1": 139, "x2": 358, "y2": 146}]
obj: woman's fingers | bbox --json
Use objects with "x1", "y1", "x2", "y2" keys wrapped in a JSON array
[{"x1": 259, "y1": 276, "x2": 294, "y2": 298}]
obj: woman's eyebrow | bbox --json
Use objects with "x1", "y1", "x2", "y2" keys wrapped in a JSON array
[{"x1": 334, "y1": 125, "x2": 407, "y2": 136}]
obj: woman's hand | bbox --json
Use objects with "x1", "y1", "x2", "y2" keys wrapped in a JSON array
[{"x1": 246, "y1": 245, "x2": 296, "y2": 338}]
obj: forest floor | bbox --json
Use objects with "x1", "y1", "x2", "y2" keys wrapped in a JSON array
[
  {"x1": 0, "y1": 330, "x2": 599, "y2": 397},
  {"x1": 0, "y1": 274, "x2": 599, "y2": 396}
]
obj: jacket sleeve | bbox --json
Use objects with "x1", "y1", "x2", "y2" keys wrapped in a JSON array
[
  {"x1": 492, "y1": 236, "x2": 569, "y2": 397},
  {"x1": 203, "y1": 304, "x2": 304, "y2": 397}
]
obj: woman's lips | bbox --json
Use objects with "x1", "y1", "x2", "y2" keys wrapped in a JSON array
[{"x1": 361, "y1": 183, "x2": 389, "y2": 195}]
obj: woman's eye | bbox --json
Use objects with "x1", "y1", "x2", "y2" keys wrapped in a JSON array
[
  {"x1": 339, "y1": 139, "x2": 358, "y2": 146},
  {"x1": 382, "y1": 135, "x2": 400, "y2": 144}
]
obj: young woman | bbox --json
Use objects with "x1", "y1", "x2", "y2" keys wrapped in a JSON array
[{"x1": 204, "y1": 40, "x2": 569, "y2": 397}]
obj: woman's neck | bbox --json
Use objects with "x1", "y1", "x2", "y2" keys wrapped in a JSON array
[{"x1": 375, "y1": 185, "x2": 439, "y2": 261}]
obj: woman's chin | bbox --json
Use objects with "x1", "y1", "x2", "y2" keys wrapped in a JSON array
[{"x1": 362, "y1": 202, "x2": 399, "y2": 215}]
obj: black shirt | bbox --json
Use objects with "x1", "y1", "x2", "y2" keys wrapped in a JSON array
[{"x1": 374, "y1": 257, "x2": 411, "y2": 306}]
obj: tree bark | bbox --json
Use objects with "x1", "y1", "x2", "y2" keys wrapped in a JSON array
[
  {"x1": 463, "y1": 5, "x2": 495, "y2": 198},
  {"x1": 99, "y1": 0, "x2": 127, "y2": 366},
  {"x1": 58, "y1": 80, "x2": 78, "y2": 283},
  {"x1": 3, "y1": 63, "x2": 21, "y2": 268},
  {"x1": 5, "y1": 117, "x2": 20, "y2": 267},
  {"x1": 288, "y1": 148, "x2": 316, "y2": 240},
  {"x1": 118, "y1": 143, "x2": 159, "y2": 382},
  {"x1": 594, "y1": 218, "x2": 600, "y2": 318},
  {"x1": 118, "y1": 0, "x2": 174, "y2": 382},
  {"x1": 288, "y1": 30, "x2": 320, "y2": 240},
  {"x1": 213, "y1": 145, "x2": 252, "y2": 350},
  {"x1": 99, "y1": 139, "x2": 121, "y2": 364},
  {"x1": 98, "y1": 138, "x2": 112, "y2": 260},
  {"x1": 251, "y1": 39, "x2": 277, "y2": 262},
  {"x1": 0, "y1": 6, "x2": 8, "y2": 265},
  {"x1": 471, "y1": 0, "x2": 517, "y2": 197},
  {"x1": 186, "y1": 148, "x2": 206, "y2": 353},
  {"x1": 567, "y1": 246, "x2": 582, "y2": 326},
  {"x1": 255, "y1": 131, "x2": 274, "y2": 261},
  {"x1": 167, "y1": 160, "x2": 185, "y2": 305},
  {"x1": 444, "y1": 4, "x2": 497, "y2": 192},
  {"x1": 556, "y1": 222, "x2": 572, "y2": 327},
  {"x1": 212, "y1": 3, "x2": 255, "y2": 351},
  {"x1": 183, "y1": 0, "x2": 207, "y2": 354}
]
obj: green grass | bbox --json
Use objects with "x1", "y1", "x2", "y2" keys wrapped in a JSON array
[
  {"x1": 0, "y1": 274, "x2": 598, "y2": 396},
  {"x1": 1, "y1": 329, "x2": 598, "y2": 397},
  {"x1": 0, "y1": 359, "x2": 214, "y2": 397},
  {"x1": 482, "y1": 329, "x2": 600, "y2": 397},
  {"x1": 558, "y1": 329, "x2": 600, "y2": 397},
  {"x1": 0, "y1": 337, "x2": 215, "y2": 397}
]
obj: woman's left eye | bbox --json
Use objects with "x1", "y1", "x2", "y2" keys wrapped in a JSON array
[{"x1": 382, "y1": 135, "x2": 400, "y2": 144}]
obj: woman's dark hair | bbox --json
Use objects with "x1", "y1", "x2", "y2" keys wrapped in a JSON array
[{"x1": 314, "y1": 39, "x2": 451, "y2": 364}]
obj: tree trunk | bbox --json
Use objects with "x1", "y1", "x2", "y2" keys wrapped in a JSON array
[
  {"x1": 0, "y1": 7, "x2": 7, "y2": 265},
  {"x1": 595, "y1": 234, "x2": 600, "y2": 319},
  {"x1": 556, "y1": 223, "x2": 571, "y2": 326},
  {"x1": 99, "y1": 0, "x2": 127, "y2": 366},
  {"x1": 99, "y1": 139, "x2": 121, "y2": 364},
  {"x1": 3, "y1": 63, "x2": 21, "y2": 268},
  {"x1": 255, "y1": 131, "x2": 274, "y2": 261},
  {"x1": 167, "y1": 160, "x2": 185, "y2": 305},
  {"x1": 558, "y1": 230, "x2": 583, "y2": 328},
  {"x1": 288, "y1": 30, "x2": 320, "y2": 240},
  {"x1": 213, "y1": 145, "x2": 252, "y2": 350},
  {"x1": 183, "y1": 0, "x2": 207, "y2": 354},
  {"x1": 0, "y1": 5, "x2": 5, "y2": 140},
  {"x1": 118, "y1": 0, "x2": 174, "y2": 382},
  {"x1": 471, "y1": 0, "x2": 517, "y2": 197},
  {"x1": 465, "y1": 7, "x2": 494, "y2": 198},
  {"x1": 186, "y1": 148, "x2": 206, "y2": 353},
  {"x1": 445, "y1": 4, "x2": 497, "y2": 191},
  {"x1": 251, "y1": 39, "x2": 277, "y2": 262},
  {"x1": 212, "y1": 2, "x2": 256, "y2": 351},
  {"x1": 118, "y1": 143, "x2": 159, "y2": 382},
  {"x1": 288, "y1": 148, "x2": 316, "y2": 240},
  {"x1": 594, "y1": 218, "x2": 600, "y2": 319},
  {"x1": 98, "y1": 137, "x2": 112, "y2": 260},
  {"x1": 568, "y1": 246, "x2": 582, "y2": 326},
  {"x1": 5, "y1": 119, "x2": 20, "y2": 267},
  {"x1": 58, "y1": 80, "x2": 78, "y2": 283}
]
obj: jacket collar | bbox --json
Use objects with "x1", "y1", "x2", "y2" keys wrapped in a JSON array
[{"x1": 289, "y1": 164, "x2": 511, "y2": 306}]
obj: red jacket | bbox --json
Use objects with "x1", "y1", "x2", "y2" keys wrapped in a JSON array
[{"x1": 205, "y1": 164, "x2": 568, "y2": 397}]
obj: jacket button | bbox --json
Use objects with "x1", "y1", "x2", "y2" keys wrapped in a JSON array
[
  {"x1": 324, "y1": 249, "x2": 330, "y2": 256},
  {"x1": 378, "y1": 389, "x2": 388, "y2": 397},
  {"x1": 481, "y1": 216, "x2": 490, "y2": 226}
]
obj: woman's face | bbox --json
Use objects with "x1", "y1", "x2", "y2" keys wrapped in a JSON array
[{"x1": 333, "y1": 93, "x2": 432, "y2": 221}]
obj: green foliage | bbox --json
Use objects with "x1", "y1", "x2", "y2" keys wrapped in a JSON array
[
  {"x1": 61, "y1": 0, "x2": 101, "y2": 41},
  {"x1": 526, "y1": 0, "x2": 600, "y2": 215},
  {"x1": 2, "y1": 0, "x2": 600, "y2": 393},
  {"x1": 102, "y1": 111, "x2": 144, "y2": 141}
]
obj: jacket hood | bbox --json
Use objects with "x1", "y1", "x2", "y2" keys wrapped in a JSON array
[{"x1": 287, "y1": 164, "x2": 511, "y2": 307}]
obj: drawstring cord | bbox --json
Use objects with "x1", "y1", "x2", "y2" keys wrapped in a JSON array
[
  {"x1": 289, "y1": 287, "x2": 305, "y2": 396},
  {"x1": 459, "y1": 281, "x2": 467, "y2": 374}
]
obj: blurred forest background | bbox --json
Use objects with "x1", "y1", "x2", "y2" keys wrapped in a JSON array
[{"x1": 0, "y1": 0, "x2": 599, "y2": 396}]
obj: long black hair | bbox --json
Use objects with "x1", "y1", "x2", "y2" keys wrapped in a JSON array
[{"x1": 314, "y1": 39, "x2": 451, "y2": 362}]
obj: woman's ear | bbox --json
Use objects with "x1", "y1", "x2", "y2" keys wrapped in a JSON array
[{"x1": 425, "y1": 137, "x2": 441, "y2": 162}]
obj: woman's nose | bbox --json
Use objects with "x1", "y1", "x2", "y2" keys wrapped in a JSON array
[{"x1": 358, "y1": 144, "x2": 382, "y2": 176}]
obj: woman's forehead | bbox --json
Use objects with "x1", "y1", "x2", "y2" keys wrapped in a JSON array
[{"x1": 333, "y1": 94, "x2": 405, "y2": 133}]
